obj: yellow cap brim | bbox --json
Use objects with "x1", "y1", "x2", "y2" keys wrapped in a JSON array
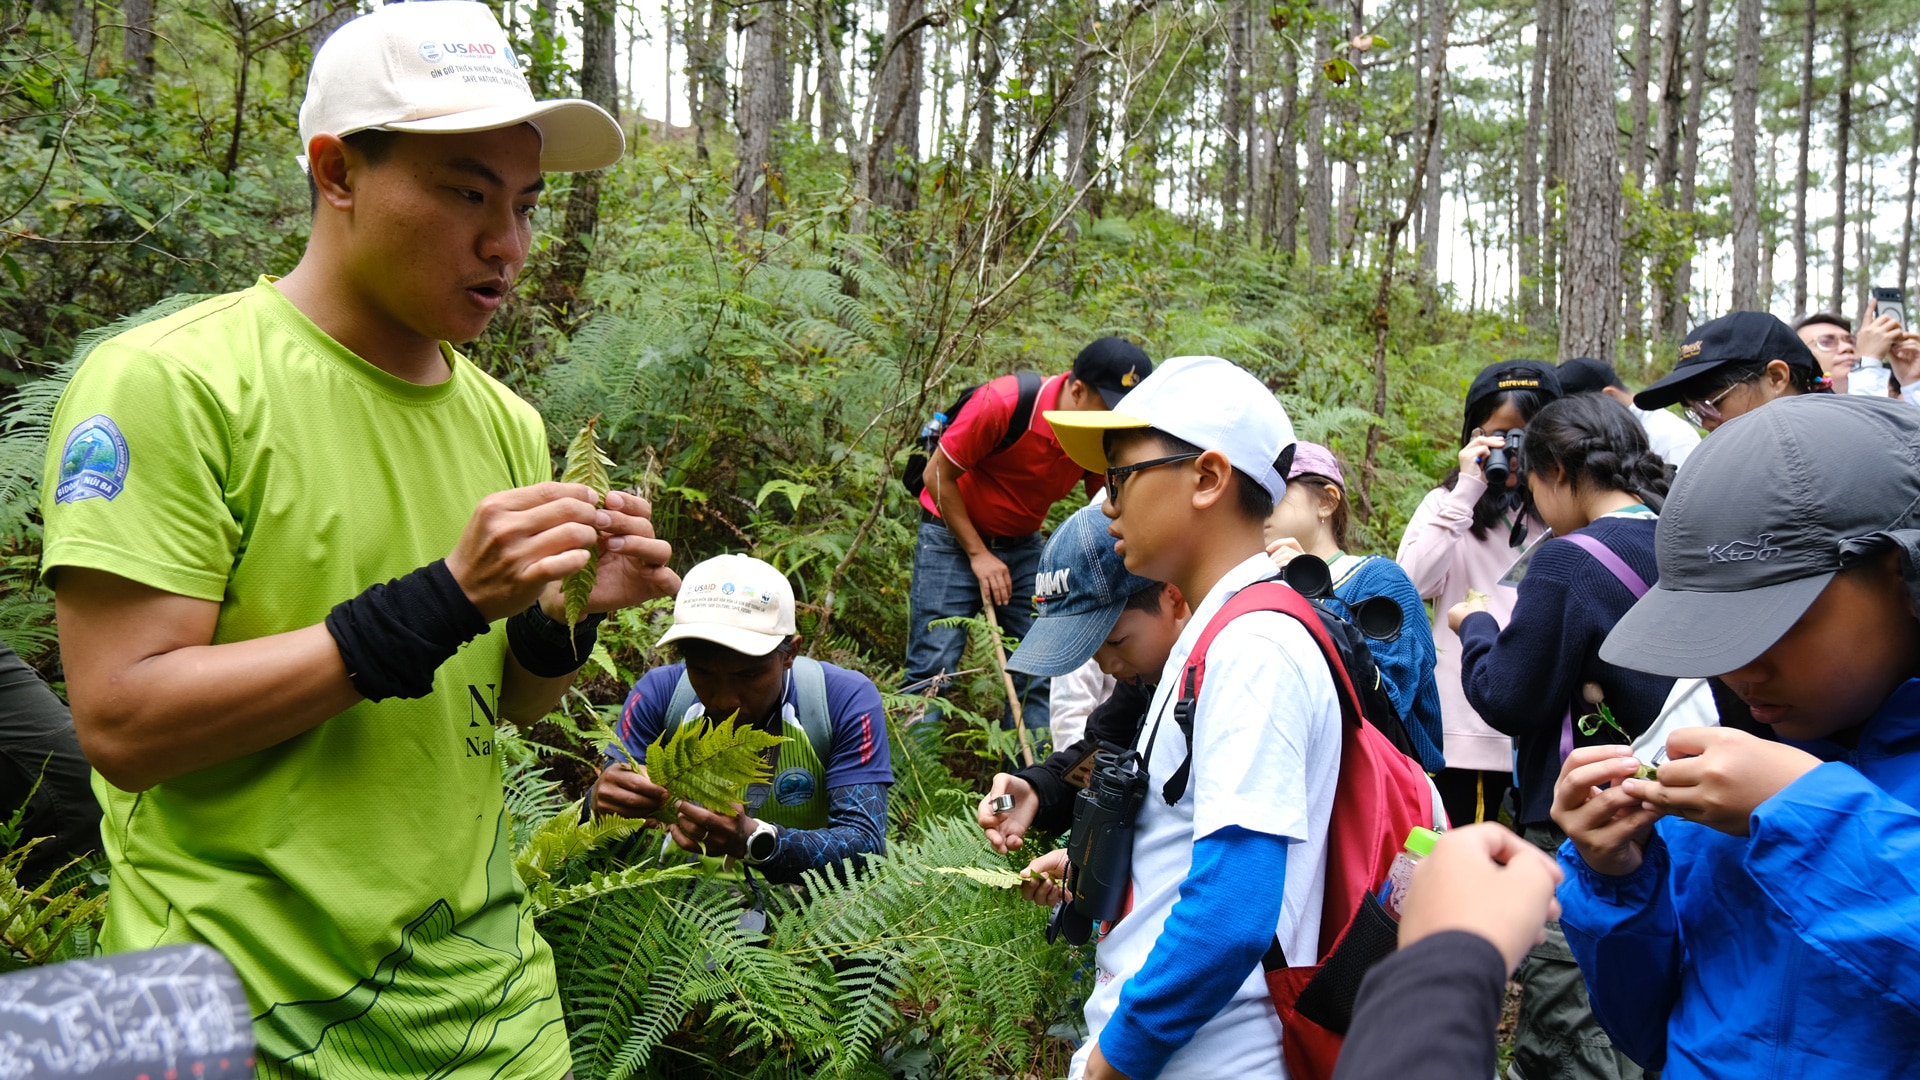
[{"x1": 1044, "y1": 410, "x2": 1150, "y2": 473}]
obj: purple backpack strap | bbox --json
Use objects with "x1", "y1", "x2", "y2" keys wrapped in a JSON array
[{"x1": 1557, "y1": 532, "x2": 1651, "y2": 761}]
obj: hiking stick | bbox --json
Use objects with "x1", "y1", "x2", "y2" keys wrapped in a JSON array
[{"x1": 979, "y1": 583, "x2": 1036, "y2": 767}]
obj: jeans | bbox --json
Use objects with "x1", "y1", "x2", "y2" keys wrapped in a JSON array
[
  {"x1": 0, "y1": 641, "x2": 101, "y2": 885},
  {"x1": 903, "y1": 520, "x2": 1050, "y2": 731}
]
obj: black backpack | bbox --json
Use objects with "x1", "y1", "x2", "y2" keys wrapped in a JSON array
[{"x1": 901, "y1": 372, "x2": 1044, "y2": 497}]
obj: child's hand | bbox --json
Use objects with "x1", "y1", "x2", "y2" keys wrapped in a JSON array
[
  {"x1": 1266, "y1": 537, "x2": 1307, "y2": 569},
  {"x1": 1446, "y1": 595, "x2": 1490, "y2": 633},
  {"x1": 1553, "y1": 745, "x2": 1662, "y2": 877},
  {"x1": 1399, "y1": 823, "x2": 1563, "y2": 974},
  {"x1": 1622, "y1": 727, "x2": 1823, "y2": 837},
  {"x1": 1018, "y1": 848, "x2": 1070, "y2": 907},
  {"x1": 1457, "y1": 433, "x2": 1506, "y2": 482}
]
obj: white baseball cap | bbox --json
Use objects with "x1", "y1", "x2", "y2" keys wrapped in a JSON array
[
  {"x1": 656, "y1": 554, "x2": 797, "y2": 657},
  {"x1": 1045, "y1": 354, "x2": 1296, "y2": 500},
  {"x1": 297, "y1": 1, "x2": 624, "y2": 174}
]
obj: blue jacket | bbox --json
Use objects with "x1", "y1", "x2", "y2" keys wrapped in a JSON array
[
  {"x1": 1334, "y1": 555, "x2": 1446, "y2": 772},
  {"x1": 1556, "y1": 678, "x2": 1920, "y2": 1078}
]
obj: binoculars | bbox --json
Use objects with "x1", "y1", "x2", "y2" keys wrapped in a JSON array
[
  {"x1": 1282, "y1": 553, "x2": 1404, "y2": 642},
  {"x1": 1048, "y1": 748, "x2": 1150, "y2": 946},
  {"x1": 1482, "y1": 428, "x2": 1527, "y2": 486}
]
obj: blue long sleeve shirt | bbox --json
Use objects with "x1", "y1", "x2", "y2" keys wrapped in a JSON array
[
  {"x1": 1557, "y1": 678, "x2": 1920, "y2": 1078},
  {"x1": 1456, "y1": 516, "x2": 1675, "y2": 825},
  {"x1": 1100, "y1": 826, "x2": 1290, "y2": 1080},
  {"x1": 1334, "y1": 556, "x2": 1447, "y2": 772}
]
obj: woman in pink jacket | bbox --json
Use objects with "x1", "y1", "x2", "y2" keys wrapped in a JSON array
[{"x1": 1396, "y1": 360, "x2": 1560, "y2": 826}]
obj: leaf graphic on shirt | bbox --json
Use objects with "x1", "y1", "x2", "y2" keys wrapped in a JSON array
[
  {"x1": 644, "y1": 714, "x2": 788, "y2": 826},
  {"x1": 560, "y1": 416, "x2": 614, "y2": 653}
]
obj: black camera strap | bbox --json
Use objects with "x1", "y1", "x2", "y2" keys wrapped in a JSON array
[{"x1": 1161, "y1": 666, "x2": 1200, "y2": 805}]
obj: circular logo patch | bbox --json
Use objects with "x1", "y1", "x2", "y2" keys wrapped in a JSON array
[
  {"x1": 418, "y1": 41, "x2": 444, "y2": 63},
  {"x1": 773, "y1": 767, "x2": 816, "y2": 806}
]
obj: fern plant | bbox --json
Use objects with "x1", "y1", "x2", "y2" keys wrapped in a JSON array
[
  {"x1": 0, "y1": 840, "x2": 109, "y2": 973},
  {"x1": 640, "y1": 715, "x2": 786, "y2": 826}
]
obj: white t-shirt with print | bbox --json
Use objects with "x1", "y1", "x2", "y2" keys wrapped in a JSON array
[{"x1": 1069, "y1": 554, "x2": 1342, "y2": 1080}]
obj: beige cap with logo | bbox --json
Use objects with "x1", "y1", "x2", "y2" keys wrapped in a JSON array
[
  {"x1": 298, "y1": 1, "x2": 623, "y2": 173},
  {"x1": 657, "y1": 555, "x2": 797, "y2": 657}
]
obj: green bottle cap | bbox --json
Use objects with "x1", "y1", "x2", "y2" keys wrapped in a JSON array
[{"x1": 1404, "y1": 826, "x2": 1440, "y2": 859}]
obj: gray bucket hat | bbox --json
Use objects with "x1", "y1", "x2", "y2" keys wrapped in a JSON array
[{"x1": 1601, "y1": 394, "x2": 1920, "y2": 677}]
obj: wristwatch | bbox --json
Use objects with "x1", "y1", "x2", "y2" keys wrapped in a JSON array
[{"x1": 744, "y1": 820, "x2": 780, "y2": 864}]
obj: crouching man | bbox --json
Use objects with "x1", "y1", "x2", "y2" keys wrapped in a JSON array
[{"x1": 591, "y1": 555, "x2": 893, "y2": 881}]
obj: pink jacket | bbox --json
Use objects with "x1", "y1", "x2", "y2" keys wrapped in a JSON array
[{"x1": 1395, "y1": 474, "x2": 1544, "y2": 772}]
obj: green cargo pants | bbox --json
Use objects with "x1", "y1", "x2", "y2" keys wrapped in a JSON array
[{"x1": 1506, "y1": 823, "x2": 1653, "y2": 1080}]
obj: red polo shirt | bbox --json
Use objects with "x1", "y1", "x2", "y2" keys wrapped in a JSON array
[{"x1": 917, "y1": 372, "x2": 1102, "y2": 537}]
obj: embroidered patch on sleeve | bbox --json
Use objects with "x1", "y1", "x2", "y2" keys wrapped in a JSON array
[{"x1": 55, "y1": 414, "x2": 129, "y2": 504}]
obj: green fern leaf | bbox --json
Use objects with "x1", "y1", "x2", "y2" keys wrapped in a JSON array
[
  {"x1": 928, "y1": 866, "x2": 1023, "y2": 889},
  {"x1": 643, "y1": 715, "x2": 787, "y2": 825},
  {"x1": 559, "y1": 416, "x2": 615, "y2": 649}
]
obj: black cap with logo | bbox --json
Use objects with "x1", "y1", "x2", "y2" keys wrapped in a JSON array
[
  {"x1": 1464, "y1": 360, "x2": 1561, "y2": 418},
  {"x1": 1072, "y1": 337, "x2": 1155, "y2": 408},
  {"x1": 1633, "y1": 312, "x2": 1818, "y2": 411},
  {"x1": 1601, "y1": 394, "x2": 1920, "y2": 677}
]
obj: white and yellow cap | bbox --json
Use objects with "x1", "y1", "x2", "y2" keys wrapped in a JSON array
[
  {"x1": 298, "y1": 1, "x2": 624, "y2": 173},
  {"x1": 1046, "y1": 354, "x2": 1296, "y2": 500},
  {"x1": 657, "y1": 554, "x2": 797, "y2": 657}
]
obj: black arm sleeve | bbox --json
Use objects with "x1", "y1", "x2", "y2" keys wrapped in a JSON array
[
  {"x1": 1011, "y1": 679, "x2": 1153, "y2": 835},
  {"x1": 1333, "y1": 931, "x2": 1507, "y2": 1080}
]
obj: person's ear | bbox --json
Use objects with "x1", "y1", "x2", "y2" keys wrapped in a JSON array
[
  {"x1": 307, "y1": 134, "x2": 357, "y2": 212},
  {"x1": 777, "y1": 638, "x2": 800, "y2": 673},
  {"x1": 1765, "y1": 359, "x2": 1794, "y2": 392},
  {"x1": 1165, "y1": 583, "x2": 1191, "y2": 620},
  {"x1": 1319, "y1": 483, "x2": 1342, "y2": 522},
  {"x1": 1189, "y1": 449, "x2": 1234, "y2": 512}
]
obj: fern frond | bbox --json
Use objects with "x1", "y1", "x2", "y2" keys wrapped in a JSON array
[
  {"x1": 559, "y1": 416, "x2": 614, "y2": 640},
  {"x1": 514, "y1": 800, "x2": 650, "y2": 887},
  {"x1": 643, "y1": 715, "x2": 786, "y2": 825}
]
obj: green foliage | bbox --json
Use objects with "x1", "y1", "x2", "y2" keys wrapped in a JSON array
[
  {"x1": 643, "y1": 715, "x2": 787, "y2": 826},
  {"x1": 561, "y1": 416, "x2": 616, "y2": 637},
  {"x1": 0, "y1": 840, "x2": 107, "y2": 972}
]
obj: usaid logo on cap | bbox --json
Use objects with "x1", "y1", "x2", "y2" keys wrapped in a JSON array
[{"x1": 418, "y1": 40, "x2": 501, "y2": 64}]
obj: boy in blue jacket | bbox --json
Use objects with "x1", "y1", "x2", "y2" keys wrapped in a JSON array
[{"x1": 1553, "y1": 394, "x2": 1920, "y2": 1079}]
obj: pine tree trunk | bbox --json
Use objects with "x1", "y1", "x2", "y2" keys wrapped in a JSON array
[
  {"x1": 1542, "y1": 0, "x2": 1567, "y2": 322},
  {"x1": 1222, "y1": 3, "x2": 1244, "y2": 227},
  {"x1": 1559, "y1": 0, "x2": 1622, "y2": 360},
  {"x1": 1830, "y1": 7, "x2": 1854, "y2": 315},
  {"x1": 1649, "y1": 0, "x2": 1683, "y2": 331},
  {"x1": 1064, "y1": 6, "x2": 1096, "y2": 195},
  {"x1": 971, "y1": 7, "x2": 1003, "y2": 172},
  {"x1": 1623, "y1": 0, "x2": 1654, "y2": 340},
  {"x1": 1519, "y1": 0, "x2": 1548, "y2": 320},
  {"x1": 543, "y1": 0, "x2": 619, "y2": 320},
  {"x1": 734, "y1": 1, "x2": 785, "y2": 228},
  {"x1": 817, "y1": 0, "x2": 845, "y2": 145},
  {"x1": 1669, "y1": 0, "x2": 1708, "y2": 339},
  {"x1": 1794, "y1": 0, "x2": 1816, "y2": 316},
  {"x1": 1729, "y1": 0, "x2": 1763, "y2": 310},
  {"x1": 70, "y1": 0, "x2": 92, "y2": 55},
  {"x1": 1306, "y1": 25, "x2": 1332, "y2": 265},
  {"x1": 869, "y1": 0, "x2": 926, "y2": 213},
  {"x1": 1418, "y1": 0, "x2": 1446, "y2": 276},
  {"x1": 1276, "y1": 32, "x2": 1300, "y2": 256},
  {"x1": 305, "y1": 0, "x2": 352, "y2": 56},
  {"x1": 1901, "y1": 57, "x2": 1920, "y2": 294},
  {"x1": 1335, "y1": 0, "x2": 1364, "y2": 257},
  {"x1": 124, "y1": 0, "x2": 156, "y2": 99}
]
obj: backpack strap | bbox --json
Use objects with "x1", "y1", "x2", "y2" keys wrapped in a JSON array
[
  {"x1": 662, "y1": 659, "x2": 832, "y2": 766},
  {"x1": 990, "y1": 371, "x2": 1045, "y2": 455},
  {"x1": 1555, "y1": 532, "x2": 1650, "y2": 761},
  {"x1": 1162, "y1": 580, "x2": 1367, "y2": 806},
  {"x1": 789, "y1": 656, "x2": 833, "y2": 764}
]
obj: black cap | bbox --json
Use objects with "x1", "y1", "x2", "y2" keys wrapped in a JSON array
[
  {"x1": 1465, "y1": 360, "x2": 1561, "y2": 417},
  {"x1": 1634, "y1": 312, "x2": 1817, "y2": 411},
  {"x1": 1557, "y1": 356, "x2": 1626, "y2": 396},
  {"x1": 1601, "y1": 395, "x2": 1920, "y2": 677},
  {"x1": 1072, "y1": 337, "x2": 1154, "y2": 407}
]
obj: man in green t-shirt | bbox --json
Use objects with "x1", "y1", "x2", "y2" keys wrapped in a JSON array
[{"x1": 37, "y1": 5, "x2": 673, "y2": 1078}]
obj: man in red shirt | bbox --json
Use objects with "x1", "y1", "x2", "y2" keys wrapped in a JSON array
[{"x1": 907, "y1": 337, "x2": 1152, "y2": 732}]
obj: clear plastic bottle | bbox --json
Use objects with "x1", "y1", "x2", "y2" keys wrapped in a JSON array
[
  {"x1": 1380, "y1": 826, "x2": 1441, "y2": 920},
  {"x1": 918, "y1": 412, "x2": 949, "y2": 450}
]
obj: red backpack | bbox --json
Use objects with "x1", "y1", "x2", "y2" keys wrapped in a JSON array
[{"x1": 1165, "y1": 580, "x2": 1442, "y2": 1080}]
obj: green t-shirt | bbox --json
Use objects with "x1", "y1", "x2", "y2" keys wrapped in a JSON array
[{"x1": 39, "y1": 280, "x2": 570, "y2": 1080}]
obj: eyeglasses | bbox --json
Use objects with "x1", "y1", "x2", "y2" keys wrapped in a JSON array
[
  {"x1": 1807, "y1": 332, "x2": 1856, "y2": 352},
  {"x1": 1681, "y1": 372, "x2": 1759, "y2": 427},
  {"x1": 1105, "y1": 452, "x2": 1202, "y2": 509}
]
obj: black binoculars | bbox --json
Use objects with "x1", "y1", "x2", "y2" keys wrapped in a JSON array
[
  {"x1": 1048, "y1": 748, "x2": 1150, "y2": 946},
  {"x1": 1283, "y1": 553, "x2": 1404, "y2": 642},
  {"x1": 1482, "y1": 428, "x2": 1527, "y2": 486}
]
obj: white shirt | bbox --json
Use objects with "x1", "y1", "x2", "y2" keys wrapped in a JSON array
[
  {"x1": 1070, "y1": 554, "x2": 1341, "y2": 1080},
  {"x1": 1049, "y1": 658, "x2": 1115, "y2": 749},
  {"x1": 1632, "y1": 403, "x2": 1701, "y2": 470}
]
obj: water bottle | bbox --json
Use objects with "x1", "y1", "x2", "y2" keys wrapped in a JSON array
[
  {"x1": 918, "y1": 412, "x2": 948, "y2": 451},
  {"x1": 1379, "y1": 826, "x2": 1441, "y2": 920},
  {"x1": 1851, "y1": 357, "x2": 1892, "y2": 398}
]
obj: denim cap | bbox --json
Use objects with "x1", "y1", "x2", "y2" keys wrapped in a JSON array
[
  {"x1": 1601, "y1": 395, "x2": 1920, "y2": 677},
  {"x1": 1006, "y1": 503, "x2": 1158, "y2": 677},
  {"x1": 1288, "y1": 442, "x2": 1344, "y2": 487}
]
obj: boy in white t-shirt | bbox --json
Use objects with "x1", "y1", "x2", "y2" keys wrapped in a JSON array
[{"x1": 1046, "y1": 356, "x2": 1344, "y2": 1080}]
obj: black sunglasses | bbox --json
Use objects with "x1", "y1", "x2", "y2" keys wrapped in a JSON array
[{"x1": 1105, "y1": 452, "x2": 1202, "y2": 508}]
